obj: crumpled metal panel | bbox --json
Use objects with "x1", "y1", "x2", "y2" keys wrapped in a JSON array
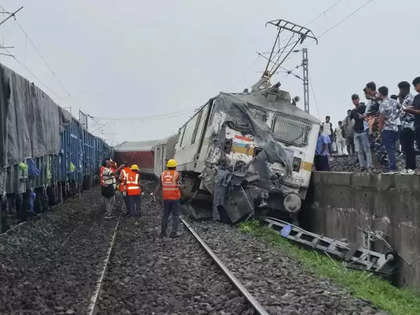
[{"x1": 200, "y1": 87, "x2": 301, "y2": 223}]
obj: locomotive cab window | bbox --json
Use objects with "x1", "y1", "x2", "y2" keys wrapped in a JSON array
[
  {"x1": 272, "y1": 114, "x2": 311, "y2": 147},
  {"x1": 178, "y1": 126, "x2": 186, "y2": 148},
  {"x1": 191, "y1": 110, "x2": 203, "y2": 144}
]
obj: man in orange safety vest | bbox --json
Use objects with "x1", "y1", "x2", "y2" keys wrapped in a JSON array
[
  {"x1": 154, "y1": 159, "x2": 182, "y2": 238},
  {"x1": 119, "y1": 163, "x2": 131, "y2": 213},
  {"x1": 121, "y1": 164, "x2": 142, "y2": 217}
]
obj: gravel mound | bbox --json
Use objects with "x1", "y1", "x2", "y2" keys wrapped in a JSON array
[{"x1": 189, "y1": 220, "x2": 385, "y2": 315}]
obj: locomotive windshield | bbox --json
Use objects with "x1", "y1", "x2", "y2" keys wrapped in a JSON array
[{"x1": 272, "y1": 114, "x2": 311, "y2": 147}]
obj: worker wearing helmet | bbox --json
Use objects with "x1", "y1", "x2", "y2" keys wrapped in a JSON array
[
  {"x1": 121, "y1": 164, "x2": 142, "y2": 216},
  {"x1": 154, "y1": 159, "x2": 182, "y2": 238},
  {"x1": 118, "y1": 162, "x2": 130, "y2": 214},
  {"x1": 101, "y1": 159, "x2": 116, "y2": 219}
]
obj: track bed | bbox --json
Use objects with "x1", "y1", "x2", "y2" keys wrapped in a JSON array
[
  {"x1": 189, "y1": 221, "x2": 383, "y2": 315},
  {"x1": 97, "y1": 195, "x2": 254, "y2": 314},
  {"x1": 0, "y1": 184, "x2": 385, "y2": 314},
  {"x1": 0, "y1": 189, "x2": 116, "y2": 314}
]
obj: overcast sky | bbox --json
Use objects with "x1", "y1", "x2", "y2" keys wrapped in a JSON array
[{"x1": 1, "y1": 0, "x2": 419, "y2": 145}]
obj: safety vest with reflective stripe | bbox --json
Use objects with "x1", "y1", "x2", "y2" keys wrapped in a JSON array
[
  {"x1": 161, "y1": 170, "x2": 181, "y2": 200},
  {"x1": 124, "y1": 169, "x2": 141, "y2": 196},
  {"x1": 119, "y1": 167, "x2": 131, "y2": 192},
  {"x1": 102, "y1": 167, "x2": 116, "y2": 187},
  {"x1": 100, "y1": 166, "x2": 105, "y2": 186}
]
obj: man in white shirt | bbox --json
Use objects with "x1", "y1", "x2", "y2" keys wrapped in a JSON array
[
  {"x1": 378, "y1": 86, "x2": 399, "y2": 172},
  {"x1": 334, "y1": 121, "x2": 347, "y2": 156},
  {"x1": 321, "y1": 116, "x2": 333, "y2": 153}
]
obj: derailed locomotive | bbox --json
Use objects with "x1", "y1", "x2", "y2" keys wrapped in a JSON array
[{"x1": 155, "y1": 84, "x2": 320, "y2": 223}]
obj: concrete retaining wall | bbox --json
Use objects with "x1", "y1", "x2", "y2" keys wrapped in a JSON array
[{"x1": 302, "y1": 172, "x2": 420, "y2": 288}]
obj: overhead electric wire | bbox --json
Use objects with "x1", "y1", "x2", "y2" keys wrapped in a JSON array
[
  {"x1": 318, "y1": 0, "x2": 375, "y2": 38},
  {"x1": 93, "y1": 109, "x2": 193, "y2": 122},
  {"x1": 2, "y1": 46, "x2": 63, "y2": 100},
  {"x1": 307, "y1": 0, "x2": 345, "y2": 25},
  {"x1": 0, "y1": 3, "x2": 74, "y2": 101},
  {"x1": 14, "y1": 20, "x2": 74, "y2": 98}
]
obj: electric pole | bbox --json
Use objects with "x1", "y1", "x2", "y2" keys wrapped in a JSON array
[{"x1": 302, "y1": 48, "x2": 310, "y2": 113}]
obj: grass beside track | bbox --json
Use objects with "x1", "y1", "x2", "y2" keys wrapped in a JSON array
[{"x1": 239, "y1": 220, "x2": 420, "y2": 315}]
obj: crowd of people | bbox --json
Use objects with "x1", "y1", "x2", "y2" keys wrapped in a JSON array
[
  {"x1": 315, "y1": 77, "x2": 420, "y2": 173},
  {"x1": 99, "y1": 158, "x2": 182, "y2": 238}
]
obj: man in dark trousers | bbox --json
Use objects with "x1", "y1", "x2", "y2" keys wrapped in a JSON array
[
  {"x1": 321, "y1": 116, "x2": 334, "y2": 153},
  {"x1": 154, "y1": 159, "x2": 182, "y2": 238},
  {"x1": 351, "y1": 94, "x2": 373, "y2": 172},
  {"x1": 397, "y1": 81, "x2": 415, "y2": 173},
  {"x1": 404, "y1": 76, "x2": 420, "y2": 172},
  {"x1": 121, "y1": 164, "x2": 141, "y2": 216},
  {"x1": 118, "y1": 162, "x2": 131, "y2": 214},
  {"x1": 378, "y1": 86, "x2": 399, "y2": 172},
  {"x1": 314, "y1": 125, "x2": 331, "y2": 171}
]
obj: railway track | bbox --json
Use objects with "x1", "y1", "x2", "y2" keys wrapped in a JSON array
[
  {"x1": 92, "y1": 210, "x2": 266, "y2": 314},
  {"x1": 181, "y1": 217, "x2": 269, "y2": 315},
  {"x1": 87, "y1": 216, "x2": 121, "y2": 315},
  {"x1": 1, "y1": 186, "x2": 380, "y2": 314}
]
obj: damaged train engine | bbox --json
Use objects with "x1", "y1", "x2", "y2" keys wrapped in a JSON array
[{"x1": 169, "y1": 84, "x2": 320, "y2": 223}]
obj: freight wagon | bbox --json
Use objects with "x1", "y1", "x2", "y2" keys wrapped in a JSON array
[
  {"x1": 0, "y1": 63, "x2": 111, "y2": 232},
  {"x1": 113, "y1": 140, "x2": 162, "y2": 177}
]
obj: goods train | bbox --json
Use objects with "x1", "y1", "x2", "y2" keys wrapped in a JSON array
[
  {"x1": 154, "y1": 84, "x2": 320, "y2": 223},
  {"x1": 0, "y1": 63, "x2": 111, "y2": 230}
]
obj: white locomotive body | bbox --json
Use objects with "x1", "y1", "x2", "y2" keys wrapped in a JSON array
[{"x1": 155, "y1": 85, "x2": 320, "y2": 223}]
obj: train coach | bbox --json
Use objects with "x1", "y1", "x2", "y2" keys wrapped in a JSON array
[
  {"x1": 0, "y1": 63, "x2": 111, "y2": 232},
  {"x1": 154, "y1": 84, "x2": 320, "y2": 223},
  {"x1": 113, "y1": 140, "x2": 163, "y2": 179}
]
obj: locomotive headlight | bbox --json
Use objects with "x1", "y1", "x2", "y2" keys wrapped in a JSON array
[{"x1": 283, "y1": 193, "x2": 302, "y2": 213}]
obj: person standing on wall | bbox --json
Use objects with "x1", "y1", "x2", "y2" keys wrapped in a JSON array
[
  {"x1": 101, "y1": 159, "x2": 116, "y2": 219},
  {"x1": 397, "y1": 81, "x2": 416, "y2": 173},
  {"x1": 351, "y1": 94, "x2": 373, "y2": 172},
  {"x1": 154, "y1": 159, "x2": 182, "y2": 238},
  {"x1": 321, "y1": 116, "x2": 334, "y2": 153},
  {"x1": 403, "y1": 76, "x2": 420, "y2": 173},
  {"x1": 343, "y1": 109, "x2": 355, "y2": 155},
  {"x1": 314, "y1": 125, "x2": 331, "y2": 171},
  {"x1": 378, "y1": 86, "x2": 399, "y2": 173},
  {"x1": 122, "y1": 164, "x2": 142, "y2": 217},
  {"x1": 334, "y1": 121, "x2": 347, "y2": 156}
]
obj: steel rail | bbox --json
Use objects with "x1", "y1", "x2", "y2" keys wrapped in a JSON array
[
  {"x1": 180, "y1": 217, "x2": 269, "y2": 315},
  {"x1": 87, "y1": 217, "x2": 121, "y2": 315}
]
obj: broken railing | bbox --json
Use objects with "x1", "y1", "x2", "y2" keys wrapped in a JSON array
[{"x1": 264, "y1": 217, "x2": 396, "y2": 275}]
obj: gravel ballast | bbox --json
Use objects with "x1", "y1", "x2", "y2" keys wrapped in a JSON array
[
  {"x1": 1, "y1": 182, "x2": 387, "y2": 314},
  {"x1": 97, "y1": 191, "x2": 254, "y2": 315},
  {"x1": 189, "y1": 220, "x2": 384, "y2": 315},
  {"x1": 0, "y1": 189, "x2": 117, "y2": 314}
]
